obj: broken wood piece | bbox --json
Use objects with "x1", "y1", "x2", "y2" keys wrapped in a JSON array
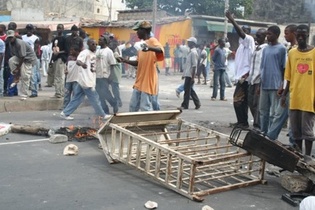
[{"x1": 10, "y1": 124, "x2": 50, "y2": 136}]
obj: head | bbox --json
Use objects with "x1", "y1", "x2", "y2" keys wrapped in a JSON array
[
  {"x1": 69, "y1": 45, "x2": 81, "y2": 57},
  {"x1": 218, "y1": 38, "x2": 225, "y2": 48},
  {"x1": 0, "y1": 24, "x2": 6, "y2": 34},
  {"x1": 165, "y1": 42, "x2": 169, "y2": 47},
  {"x1": 267, "y1": 25, "x2": 281, "y2": 44},
  {"x1": 255, "y1": 28, "x2": 267, "y2": 45},
  {"x1": 26, "y1": 24, "x2": 34, "y2": 36},
  {"x1": 98, "y1": 36, "x2": 110, "y2": 48},
  {"x1": 79, "y1": 29, "x2": 87, "y2": 39},
  {"x1": 87, "y1": 39, "x2": 97, "y2": 52},
  {"x1": 242, "y1": 25, "x2": 251, "y2": 35},
  {"x1": 56, "y1": 24, "x2": 64, "y2": 35},
  {"x1": 8, "y1": 22, "x2": 17, "y2": 31},
  {"x1": 187, "y1": 37, "x2": 197, "y2": 49},
  {"x1": 284, "y1": 24, "x2": 297, "y2": 43},
  {"x1": 71, "y1": 25, "x2": 79, "y2": 37},
  {"x1": 6, "y1": 30, "x2": 16, "y2": 44},
  {"x1": 296, "y1": 24, "x2": 309, "y2": 48},
  {"x1": 182, "y1": 39, "x2": 186, "y2": 45},
  {"x1": 132, "y1": 21, "x2": 152, "y2": 40}
]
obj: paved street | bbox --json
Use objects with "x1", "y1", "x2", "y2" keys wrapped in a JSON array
[{"x1": 0, "y1": 72, "x2": 300, "y2": 210}]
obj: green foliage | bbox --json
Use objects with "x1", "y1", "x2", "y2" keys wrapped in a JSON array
[{"x1": 125, "y1": 0, "x2": 253, "y2": 18}]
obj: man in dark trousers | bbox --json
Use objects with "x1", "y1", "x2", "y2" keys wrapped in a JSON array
[
  {"x1": 180, "y1": 37, "x2": 201, "y2": 110},
  {"x1": 226, "y1": 11, "x2": 255, "y2": 128}
]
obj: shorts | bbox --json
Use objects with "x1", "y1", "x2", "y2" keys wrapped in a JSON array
[{"x1": 290, "y1": 110, "x2": 315, "y2": 141}]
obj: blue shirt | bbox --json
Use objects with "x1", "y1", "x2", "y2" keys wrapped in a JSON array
[
  {"x1": 212, "y1": 47, "x2": 226, "y2": 70},
  {"x1": 260, "y1": 43, "x2": 286, "y2": 90}
]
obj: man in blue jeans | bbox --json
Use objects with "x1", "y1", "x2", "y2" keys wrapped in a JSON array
[
  {"x1": 211, "y1": 38, "x2": 227, "y2": 101},
  {"x1": 267, "y1": 25, "x2": 297, "y2": 143}
]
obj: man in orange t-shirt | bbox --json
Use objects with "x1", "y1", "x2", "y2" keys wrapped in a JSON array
[{"x1": 121, "y1": 21, "x2": 164, "y2": 111}]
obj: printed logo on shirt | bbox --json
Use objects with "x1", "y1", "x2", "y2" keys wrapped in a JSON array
[{"x1": 297, "y1": 63, "x2": 309, "y2": 74}]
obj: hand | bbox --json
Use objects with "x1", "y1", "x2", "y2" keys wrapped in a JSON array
[
  {"x1": 12, "y1": 68, "x2": 20, "y2": 75},
  {"x1": 225, "y1": 10, "x2": 234, "y2": 20},
  {"x1": 82, "y1": 63, "x2": 87, "y2": 69},
  {"x1": 277, "y1": 87, "x2": 284, "y2": 96}
]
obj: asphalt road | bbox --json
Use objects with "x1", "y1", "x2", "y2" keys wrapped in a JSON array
[{"x1": 0, "y1": 72, "x2": 300, "y2": 210}]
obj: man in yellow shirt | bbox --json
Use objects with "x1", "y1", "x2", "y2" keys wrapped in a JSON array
[
  {"x1": 121, "y1": 21, "x2": 164, "y2": 111},
  {"x1": 282, "y1": 24, "x2": 315, "y2": 155}
]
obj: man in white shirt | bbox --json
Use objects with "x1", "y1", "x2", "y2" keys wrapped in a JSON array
[
  {"x1": 60, "y1": 39, "x2": 109, "y2": 120},
  {"x1": 95, "y1": 36, "x2": 118, "y2": 114},
  {"x1": 226, "y1": 11, "x2": 255, "y2": 128},
  {"x1": 22, "y1": 24, "x2": 40, "y2": 97}
]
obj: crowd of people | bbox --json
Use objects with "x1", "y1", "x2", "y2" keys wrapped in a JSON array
[{"x1": 0, "y1": 16, "x2": 314, "y2": 158}]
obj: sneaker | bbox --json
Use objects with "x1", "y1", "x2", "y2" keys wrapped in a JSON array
[
  {"x1": 103, "y1": 115, "x2": 112, "y2": 120},
  {"x1": 60, "y1": 112, "x2": 74, "y2": 120},
  {"x1": 175, "y1": 89, "x2": 180, "y2": 98}
]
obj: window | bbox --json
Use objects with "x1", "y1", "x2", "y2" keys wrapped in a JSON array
[{"x1": 97, "y1": 8, "x2": 100, "y2": 13}]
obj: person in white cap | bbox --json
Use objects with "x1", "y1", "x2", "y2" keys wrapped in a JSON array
[{"x1": 180, "y1": 37, "x2": 201, "y2": 110}]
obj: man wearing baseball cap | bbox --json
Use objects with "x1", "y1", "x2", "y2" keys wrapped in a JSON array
[
  {"x1": 180, "y1": 37, "x2": 201, "y2": 110},
  {"x1": 120, "y1": 21, "x2": 164, "y2": 111}
]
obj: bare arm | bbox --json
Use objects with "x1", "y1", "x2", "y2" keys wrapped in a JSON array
[{"x1": 225, "y1": 11, "x2": 246, "y2": 39}]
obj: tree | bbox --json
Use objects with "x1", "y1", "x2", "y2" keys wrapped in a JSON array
[{"x1": 125, "y1": 0, "x2": 253, "y2": 18}]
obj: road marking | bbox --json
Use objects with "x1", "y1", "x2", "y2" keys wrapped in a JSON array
[{"x1": 0, "y1": 138, "x2": 49, "y2": 146}]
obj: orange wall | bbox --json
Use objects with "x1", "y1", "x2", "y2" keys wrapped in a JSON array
[{"x1": 82, "y1": 19, "x2": 192, "y2": 68}]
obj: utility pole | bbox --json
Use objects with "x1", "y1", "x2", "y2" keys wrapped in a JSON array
[
  {"x1": 152, "y1": 0, "x2": 157, "y2": 34},
  {"x1": 224, "y1": 0, "x2": 229, "y2": 38},
  {"x1": 109, "y1": 0, "x2": 113, "y2": 23}
]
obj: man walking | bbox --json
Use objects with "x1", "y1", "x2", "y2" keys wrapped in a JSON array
[{"x1": 180, "y1": 37, "x2": 201, "y2": 110}]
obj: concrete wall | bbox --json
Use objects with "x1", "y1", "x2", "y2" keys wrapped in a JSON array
[{"x1": 11, "y1": 8, "x2": 44, "y2": 21}]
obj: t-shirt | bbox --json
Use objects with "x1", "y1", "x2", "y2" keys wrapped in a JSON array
[
  {"x1": 51, "y1": 36, "x2": 67, "y2": 63},
  {"x1": 199, "y1": 48, "x2": 207, "y2": 66},
  {"x1": 285, "y1": 48, "x2": 315, "y2": 113},
  {"x1": 180, "y1": 45, "x2": 189, "y2": 58},
  {"x1": 22, "y1": 34, "x2": 39, "y2": 51},
  {"x1": 0, "y1": 34, "x2": 7, "y2": 41},
  {"x1": 66, "y1": 59, "x2": 80, "y2": 83},
  {"x1": 183, "y1": 47, "x2": 198, "y2": 78},
  {"x1": 77, "y1": 49, "x2": 96, "y2": 88},
  {"x1": 10, "y1": 38, "x2": 37, "y2": 65},
  {"x1": 260, "y1": 43, "x2": 287, "y2": 90},
  {"x1": 0, "y1": 39, "x2": 5, "y2": 66},
  {"x1": 234, "y1": 34, "x2": 255, "y2": 80},
  {"x1": 95, "y1": 47, "x2": 116, "y2": 78},
  {"x1": 134, "y1": 37, "x2": 164, "y2": 95},
  {"x1": 212, "y1": 47, "x2": 226, "y2": 70},
  {"x1": 40, "y1": 45, "x2": 51, "y2": 61}
]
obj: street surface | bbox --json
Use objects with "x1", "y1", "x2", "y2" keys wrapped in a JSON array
[{"x1": 0, "y1": 72, "x2": 300, "y2": 210}]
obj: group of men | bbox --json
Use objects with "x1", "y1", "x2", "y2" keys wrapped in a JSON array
[{"x1": 227, "y1": 11, "x2": 315, "y2": 156}]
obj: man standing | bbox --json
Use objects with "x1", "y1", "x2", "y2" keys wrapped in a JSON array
[
  {"x1": 282, "y1": 25, "x2": 315, "y2": 155},
  {"x1": 211, "y1": 38, "x2": 227, "y2": 101},
  {"x1": 121, "y1": 21, "x2": 164, "y2": 112},
  {"x1": 197, "y1": 44, "x2": 207, "y2": 85},
  {"x1": 180, "y1": 37, "x2": 201, "y2": 110},
  {"x1": 259, "y1": 25, "x2": 287, "y2": 134},
  {"x1": 267, "y1": 24, "x2": 297, "y2": 141},
  {"x1": 22, "y1": 24, "x2": 40, "y2": 97},
  {"x1": 247, "y1": 28, "x2": 267, "y2": 129},
  {"x1": 164, "y1": 42, "x2": 171, "y2": 75},
  {"x1": 7, "y1": 30, "x2": 37, "y2": 100},
  {"x1": 49, "y1": 24, "x2": 67, "y2": 98},
  {"x1": 226, "y1": 11, "x2": 255, "y2": 128}
]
